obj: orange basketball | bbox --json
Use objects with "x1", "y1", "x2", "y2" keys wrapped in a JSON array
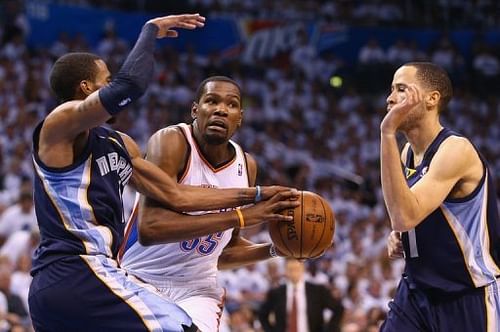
[{"x1": 269, "y1": 191, "x2": 335, "y2": 259}]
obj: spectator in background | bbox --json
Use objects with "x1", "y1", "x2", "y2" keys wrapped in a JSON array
[
  {"x1": 0, "y1": 265, "x2": 28, "y2": 331},
  {"x1": 0, "y1": 191, "x2": 36, "y2": 246},
  {"x1": 259, "y1": 259, "x2": 344, "y2": 332}
]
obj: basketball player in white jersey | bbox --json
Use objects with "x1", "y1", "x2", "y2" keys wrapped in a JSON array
[{"x1": 120, "y1": 76, "x2": 295, "y2": 331}]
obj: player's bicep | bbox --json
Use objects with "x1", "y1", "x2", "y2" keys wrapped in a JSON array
[
  {"x1": 410, "y1": 137, "x2": 476, "y2": 218},
  {"x1": 42, "y1": 92, "x2": 111, "y2": 143},
  {"x1": 245, "y1": 153, "x2": 257, "y2": 187}
]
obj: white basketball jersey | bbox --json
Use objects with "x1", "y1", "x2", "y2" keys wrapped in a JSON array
[{"x1": 119, "y1": 123, "x2": 250, "y2": 287}]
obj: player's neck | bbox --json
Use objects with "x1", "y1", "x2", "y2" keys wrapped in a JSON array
[
  {"x1": 405, "y1": 119, "x2": 443, "y2": 156},
  {"x1": 193, "y1": 134, "x2": 234, "y2": 168}
]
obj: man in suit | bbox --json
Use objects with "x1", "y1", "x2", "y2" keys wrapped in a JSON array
[{"x1": 259, "y1": 259, "x2": 344, "y2": 332}]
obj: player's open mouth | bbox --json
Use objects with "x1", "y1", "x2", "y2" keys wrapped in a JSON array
[{"x1": 207, "y1": 119, "x2": 227, "y2": 130}]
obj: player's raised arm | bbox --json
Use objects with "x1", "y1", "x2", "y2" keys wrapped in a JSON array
[{"x1": 39, "y1": 15, "x2": 205, "y2": 159}]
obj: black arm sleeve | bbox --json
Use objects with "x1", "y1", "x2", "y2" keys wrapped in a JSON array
[{"x1": 99, "y1": 23, "x2": 159, "y2": 115}]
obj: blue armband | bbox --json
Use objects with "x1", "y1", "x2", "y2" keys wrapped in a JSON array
[
  {"x1": 254, "y1": 185, "x2": 262, "y2": 203},
  {"x1": 99, "y1": 23, "x2": 159, "y2": 115}
]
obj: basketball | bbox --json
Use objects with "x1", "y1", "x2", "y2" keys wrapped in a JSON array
[{"x1": 269, "y1": 191, "x2": 335, "y2": 259}]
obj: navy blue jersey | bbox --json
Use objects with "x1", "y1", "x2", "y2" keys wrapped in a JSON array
[
  {"x1": 402, "y1": 128, "x2": 500, "y2": 293},
  {"x1": 31, "y1": 122, "x2": 133, "y2": 274}
]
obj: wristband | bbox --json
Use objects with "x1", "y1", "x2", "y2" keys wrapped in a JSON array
[
  {"x1": 269, "y1": 244, "x2": 278, "y2": 258},
  {"x1": 236, "y1": 207, "x2": 245, "y2": 228},
  {"x1": 254, "y1": 185, "x2": 262, "y2": 203}
]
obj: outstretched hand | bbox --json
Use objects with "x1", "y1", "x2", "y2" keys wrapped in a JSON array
[{"x1": 147, "y1": 14, "x2": 206, "y2": 39}]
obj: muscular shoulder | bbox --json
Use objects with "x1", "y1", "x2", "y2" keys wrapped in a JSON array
[
  {"x1": 432, "y1": 135, "x2": 483, "y2": 196},
  {"x1": 437, "y1": 135, "x2": 479, "y2": 166},
  {"x1": 146, "y1": 124, "x2": 189, "y2": 174},
  {"x1": 147, "y1": 125, "x2": 187, "y2": 155},
  {"x1": 117, "y1": 131, "x2": 141, "y2": 159},
  {"x1": 41, "y1": 101, "x2": 82, "y2": 142}
]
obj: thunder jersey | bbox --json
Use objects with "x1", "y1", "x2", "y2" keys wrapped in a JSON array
[
  {"x1": 402, "y1": 128, "x2": 500, "y2": 293},
  {"x1": 32, "y1": 122, "x2": 133, "y2": 274},
  {"x1": 119, "y1": 123, "x2": 250, "y2": 286}
]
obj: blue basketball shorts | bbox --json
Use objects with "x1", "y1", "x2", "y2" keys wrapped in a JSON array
[
  {"x1": 29, "y1": 255, "x2": 198, "y2": 332},
  {"x1": 380, "y1": 275, "x2": 500, "y2": 332}
]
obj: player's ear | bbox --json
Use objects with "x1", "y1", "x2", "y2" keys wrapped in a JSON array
[
  {"x1": 80, "y1": 80, "x2": 93, "y2": 96},
  {"x1": 191, "y1": 102, "x2": 198, "y2": 120},
  {"x1": 426, "y1": 91, "x2": 440, "y2": 109}
]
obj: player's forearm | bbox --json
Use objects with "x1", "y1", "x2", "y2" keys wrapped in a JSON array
[
  {"x1": 138, "y1": 202, "x2": 239, "y2": 245},
  {"x1": 98, "y1": 23, "x2": 158, "y2": 116},
  {"x1": 218, "y1": 243, "x2": 273, "y2": 270},
  {"x1": 176, "y1": 184, "x2": 258, "y2": 211},
  {"x1": 380, "y1": 133, "x2": 420, "y2": 231}
]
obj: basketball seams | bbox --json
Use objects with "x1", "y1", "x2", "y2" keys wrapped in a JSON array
[
  {"x1": 277, "y1": 208, "x2": 293, "y2": 257},
  {"x1": 308, "y1": 196, "x2": 328, "y2": 258}
]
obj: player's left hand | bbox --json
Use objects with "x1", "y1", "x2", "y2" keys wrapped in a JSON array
[
  {"x1": 387, "y1": 231, "x2": 404, "y2": 259},
  {"x1": 381, "y1": 84, "x2": 422, "y2": 135}
]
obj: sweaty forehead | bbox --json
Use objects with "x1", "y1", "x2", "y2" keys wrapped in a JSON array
[
  {"x1": 204, "y1": 81, "x2": 240, "y2": 99},
  {"x1": 392, "y1": 66, "x2": 418, "y2": 85}
]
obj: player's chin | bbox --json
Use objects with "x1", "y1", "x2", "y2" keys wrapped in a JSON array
[{"x1": 204, "y1": 133, "x2": 227, "y2": 145}]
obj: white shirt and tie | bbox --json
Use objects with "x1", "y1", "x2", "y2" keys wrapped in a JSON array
[{"x1": 286, "y1": 281, "x2": 309, "y2": 332}]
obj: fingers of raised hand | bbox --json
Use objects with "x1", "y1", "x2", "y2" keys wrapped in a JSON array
[
  {"x1": 172, "y1": 14, "x2": 205, "y2": 29},
  {"x1": 406, "y1": 84, "x2": 422, "y2": 105}
]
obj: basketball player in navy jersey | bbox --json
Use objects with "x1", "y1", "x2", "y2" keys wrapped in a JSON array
[
  {"x1": 29, "y1": 15, "x2": 298, "y2": 332},
  {"x1": 380, "y1": 62, "x2": 500, "y2": 331},
  {"x1": 119, "y1": 76, "x2": 298, "y2": 331}
]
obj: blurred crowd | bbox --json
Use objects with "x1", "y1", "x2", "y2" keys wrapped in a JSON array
[
  {"x1": 0, "y1": 0, "x2": 499, "y2": 331},
  {"x1": 56, "y1": 0, "x2": 500, "y2": 28}
]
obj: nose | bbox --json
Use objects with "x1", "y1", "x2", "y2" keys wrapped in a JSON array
[
  {"x1": 214, "y1": 104, "x2": 228, "y2": 116},
  {"x1": 386, "y1": 91, "x2": 395, "y2": 105}
]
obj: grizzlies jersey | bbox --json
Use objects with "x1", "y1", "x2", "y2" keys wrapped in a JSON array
[
  {"x1": 402, "y1": 128, "x2": 500, "y2": 293},
  {"x1": 120, "y1": 123, "x2": 250, "y2": 286},
  {"x1": 32, "y1": 122, "x2": 133, "y2": 274}
]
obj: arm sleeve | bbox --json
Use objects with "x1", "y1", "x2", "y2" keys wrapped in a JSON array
[{"x1": 98, "y1": 23, "x2": 159, "y2": 115}]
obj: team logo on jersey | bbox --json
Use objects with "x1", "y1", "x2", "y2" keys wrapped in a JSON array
[
  {"x1": 405, "y1": 167, "x2": 416, "y2": 179},
  {"x1": 238, "y1": 163, "x2": 243, "y2": 176},
  {"x1": 421, "y1": 166, "x2": 428, "y2": 176}
]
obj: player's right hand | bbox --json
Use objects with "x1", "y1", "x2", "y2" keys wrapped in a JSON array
[
  {"x1": 146, "y1": 14, "x2": 205, "y2": 39},
  {"x1": 240, "y1": 190, "x2": 300, "y2": 227},
  {"x1": 259, "y1": 186, "x2": 299, "y2": 201},
  {"x1": 387, "y1": 231, "x2": 404, "y2": 259}
]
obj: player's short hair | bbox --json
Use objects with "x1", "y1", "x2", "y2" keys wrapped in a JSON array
[
  {"x1": 194, "y1": 76, "x2": 241, "y2": 103},
  {"x1": 49, "y1": 52, "x2": 102, "y2": 103},
  {"x1": 405, "y1": 62, "x2": 453, "y2": 112}
]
